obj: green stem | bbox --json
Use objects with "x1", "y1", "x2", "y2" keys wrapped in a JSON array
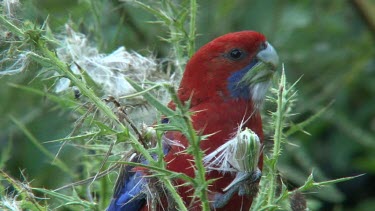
[
  {"x1": 166, "y1": 85, "x2": 210, "y2": 211},
  {"x1": 126, "y1": 80, "x2": 189, "y2": 210},
  {"x1": 163, "y1": 1, "x2": 186, "y2": 74},
  {"x1": 162, "y1": 178, "x2": 188, "y2": 211},
  {"x1": 185, "y1": 118, "x2": 210, "y2": 211},
  {"x1": 0, "y1": 15, "x2": 24, "y2": 37},
  {"x1": 188, "y1": 0, "x2": 197, "y2": 57},
  {"x1": 0, "y1": 170, "x2": 46, "y2": 211},
  {"x1": 266, "y1": 72, "x2": 286, "y2": 208}
]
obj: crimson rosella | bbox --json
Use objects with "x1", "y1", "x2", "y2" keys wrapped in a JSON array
[{"x1": 108, "y1": 31, "x2": 279, "y2": 211}]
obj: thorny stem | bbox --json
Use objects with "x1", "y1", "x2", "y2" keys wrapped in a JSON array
[
  {"x1": 166, "y1": 84, "x2": 210, "y2": 211},
  {"x1": 126, "y1": 0, "x2": 196, "y2": 74},
  {"x1": 0, "y1": 170, "x2": 45, "y2": 211},
  {"x1": 187, "y1": 0, "x2": 197, "y2": 58},
  {"x1": 0, "y1": 15, "x2": 23, "y2": 37},
  {"x1": 163, "y1": 178, "x2": 188, "y2": 211},
  {"x1": 126, "y1": 79, "x2": 188, "y2": 210},
  {"x1": 266, "y1": 71, "x2": 286, "y2": 208},
  {"x1": 168, "y1": 19, "x2": 185, "y2": 73}
]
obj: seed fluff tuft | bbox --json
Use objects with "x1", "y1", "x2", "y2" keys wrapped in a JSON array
[{"x1": 55, "y1": 25, "x2": 159, "y2": 98}]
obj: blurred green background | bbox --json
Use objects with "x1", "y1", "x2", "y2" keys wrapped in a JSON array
[{"x1": 1, "y1": 0, "x2": 374, "y2": 210}]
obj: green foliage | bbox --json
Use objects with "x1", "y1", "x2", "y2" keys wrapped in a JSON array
[
  {"x1": 123, "y1": 0, "x2": 197, "y2": 74},
  {"x1": 0, "y1": 0, "x2": 374, "y2": 210}
]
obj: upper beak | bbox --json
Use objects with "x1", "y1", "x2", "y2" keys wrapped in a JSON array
[{"x1": 256, "y1": 41, "x2": 279, "y2": 71}]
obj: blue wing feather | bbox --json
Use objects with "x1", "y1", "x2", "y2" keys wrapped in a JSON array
[
  {"x1": 107, "y1": 164, "x2": 146, "y2": 211},
  {"x1": 108, "y1": 120, "x2": 171, "y2": 211}
]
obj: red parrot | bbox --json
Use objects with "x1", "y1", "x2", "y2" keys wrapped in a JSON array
[{"x1": 108, "y1": 30, "x2": 278, "y2": 211}]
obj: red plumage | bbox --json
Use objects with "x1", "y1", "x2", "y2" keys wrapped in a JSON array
[{"x1": 165, "y1": 31, "x2": 267, "y2": 210}]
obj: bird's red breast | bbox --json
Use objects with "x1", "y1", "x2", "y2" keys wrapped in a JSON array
[{"x1": 165, "y1": 100, "x2": 263, "y2": 210}]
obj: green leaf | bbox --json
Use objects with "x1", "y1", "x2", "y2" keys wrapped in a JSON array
[
  {"x1": 33, "y1": 187, "x2": 95, "y2": 209},
  {"x1": 8, "y1": 83, "x2": 78, "y2": 108},
  {"x1": 10, "y1": 116, "x2": 73, "y2": 176},
  {"x1": 285, "y1": 101, "x2": 333, "y2": 137},
  {"x1": 297, "y1": 172, "x2": 364, "y2": 192},
  {"x1": 0, "y1": 137, "x2": 12, "y2": 169}
]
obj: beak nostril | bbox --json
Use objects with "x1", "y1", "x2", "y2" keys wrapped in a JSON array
[{"x1": 259, "y1": 42, "x2": 267, "y2": 51}]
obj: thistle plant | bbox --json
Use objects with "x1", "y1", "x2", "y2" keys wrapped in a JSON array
[
  {"x1": 250, "y1": 68, "x2": 359, "y2": 211},
  {"x1": 0, "y1": 1, "x2": 360, "y2": 211}
]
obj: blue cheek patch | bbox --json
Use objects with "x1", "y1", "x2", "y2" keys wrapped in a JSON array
[{"x1": 227, "y1": 59, "x2": 258, "y2": 99}]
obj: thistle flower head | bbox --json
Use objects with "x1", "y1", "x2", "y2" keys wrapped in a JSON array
[
  {"x1": 228, "y1": 128, "x2": 261, "y2": 172},
  {"x1": 141, "y1": 124, "x2": 157, "y2": 147},
  {"x1": 203, "y1": 127, "x2": 261, "y2": 173}
]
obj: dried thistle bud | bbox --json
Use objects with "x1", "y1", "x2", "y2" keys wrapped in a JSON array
[
  {"x1": 290, "y1": 191, "x2": 307, "y2": 211},
  {"x1": 228, "y1": 128, "x2": 261, "y2": 172},
  {"x1": 141, "y1": 124, "x2": 157, "y2": 146}
]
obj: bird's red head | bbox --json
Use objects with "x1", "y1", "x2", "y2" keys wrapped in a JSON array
[{"x1": 178, "y1": 31, "x2": 278, "y2": 107}]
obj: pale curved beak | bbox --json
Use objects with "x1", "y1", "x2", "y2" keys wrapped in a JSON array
[{"x1": 256, "y1": 41, "x2": 279, "y2": 71}]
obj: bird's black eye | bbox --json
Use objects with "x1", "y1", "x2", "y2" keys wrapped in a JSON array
[
  {"x1": 228, "y1": 49, "x2": 244, "y2": 60},
  {"x1": 259, "y1": 42, "x2": 267, "y2": 51}
]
